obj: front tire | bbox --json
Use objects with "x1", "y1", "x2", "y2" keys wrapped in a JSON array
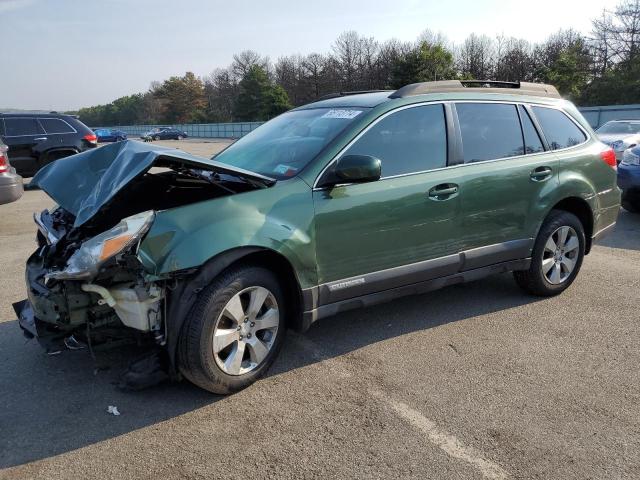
[
  {"x1": 514, "y1": 210, "x2": 585, "y2": 296},
  {"x1": 178, "y1": 266, "x2": 286, "y2": 394}
]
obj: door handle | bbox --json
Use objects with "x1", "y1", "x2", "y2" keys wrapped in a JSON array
[
  {"x1": 428, "y1": 183, "x2": 459, "y2": 200},
  {"x1": 33, "y1": 137, "x2": 48, "y2": 141},
  {"x1": 530, "y1": 166, "x2": 553, "y2": 181}
]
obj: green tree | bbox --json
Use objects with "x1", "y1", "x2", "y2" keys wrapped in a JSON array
[
  {"x1": 265, "y1": 84, "x2": 292, "y2": 118},
  {"x1": 543, "y1": 44, "x2": 591, "y2": 100},
  {"x1": 153, "y1": 72, "x2": 207, "y2": 123},
  {"x1": 234, "y1": 65, "x2": 292, "y2": 121},
  {"x1": 390, "y1": 41, "x2": 456, "y2": 88}
]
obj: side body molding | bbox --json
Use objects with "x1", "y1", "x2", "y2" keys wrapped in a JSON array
[{"x1": 302, "y1": 238, "x2": 534, "y2": 326}]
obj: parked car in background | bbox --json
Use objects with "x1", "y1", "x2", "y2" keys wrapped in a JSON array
[
  {"x1": 0, "y1": 113, "x2": 97, "y2": 177},
  {"x1": 14, "y1": 80, "x2": 620, "y2": 394},
  {"x1": 595, "y1": 120, "x2": 640, "y2": 162},
  {"x1": 94, "y1": 128, "x2": 127, "y2": 143},
  {"x1": 0, "y1": 138, "x2": 23, "y2": 205},
  {"x1": 142, "y1": 127, "x2": 188, "y2": 141},
  {"x1": 618, "y1": 145, "x2": 640, "y2": 213}
]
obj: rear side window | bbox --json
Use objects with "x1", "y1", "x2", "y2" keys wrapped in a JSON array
[
  {"x1": 531, "y1": 107, "x2": 586, "y2": 150},
  {"x1": 39, "y1": 118, "x2": 75, "y2": 134},
  {"x1": 456, "y1": 103, "x2": 523, "y2": 162},
  {"x1": 4, "y1": 118, "x2": 45, "y2": 136},
  {"x1": 518, "y1": 106, "x2": 544, "y2": 154},
  {"x1": 344, "y1": 104, "x2": 447, "y2": 177}
]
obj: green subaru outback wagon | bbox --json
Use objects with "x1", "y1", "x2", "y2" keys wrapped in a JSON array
[{"x1": 15, "y1": 80, "x2": 620, "y2": 393}]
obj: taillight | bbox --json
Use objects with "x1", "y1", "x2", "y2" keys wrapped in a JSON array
[
  {"x1": 84, "y1": 134, "x2": 97, "y2": 144},
  {"x1": 0, "y1": 152, "x2": 8, "y2": 173},
  {"x1": 600, "y1": 148, "x2": 617, "y2": 169}
]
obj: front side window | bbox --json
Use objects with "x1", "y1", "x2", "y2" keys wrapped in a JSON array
[
  {"x1": 39, "y1": 118, "x2": 75, "y2": 134},
  {"x1": 457, "y1": 103, "x2": 523, "y2": 163},
  {"x1": 215, "y1": 107, "x2": 367, "y2": 180},
  {"x1": 343, "y1": 104, "x2": 447, "y2": 177},
  {"x1": 532, "y1": 106, "x2": 587, "y2": 150},
  {"x1": 4, "y1": 117, "x2": 45, "y2": 136}
]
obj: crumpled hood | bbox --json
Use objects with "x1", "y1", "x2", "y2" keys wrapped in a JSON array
[{"x1": 30, "y1": 140, "x2": 274, "y2": 228}]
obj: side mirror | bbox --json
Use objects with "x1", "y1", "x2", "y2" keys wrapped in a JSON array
[{"x1": 319, "y1": 154, "x2": 382, "y2": 188}]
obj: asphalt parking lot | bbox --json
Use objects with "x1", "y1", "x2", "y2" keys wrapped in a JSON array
[{"x1": 0, "y1": 140, "x2": 639, "y2": 479}]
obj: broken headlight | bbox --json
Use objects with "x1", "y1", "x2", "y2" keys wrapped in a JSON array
[{"x1": 47, "y1": 211, "x2": 155, "y2": 281}]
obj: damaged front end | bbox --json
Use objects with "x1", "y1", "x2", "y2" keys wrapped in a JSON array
[
  {"x1": 15, "y1": 208, "x2": 165, "y2": 354},
  {"x1": 13, "y1": 140, "x2": 275, "y2": 357}
]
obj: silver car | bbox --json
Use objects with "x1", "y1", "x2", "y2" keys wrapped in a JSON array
[
  {"x1": 596, "y1": 120, "x2": 640, "y2": 161},
  {"x1": 0, "y1": 139, "x2": 24, "y2": 205}
]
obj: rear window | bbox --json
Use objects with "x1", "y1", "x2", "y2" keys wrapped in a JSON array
[
  {"x1": 4, "y1": 117, "x2": 45, "y2": 136},
  {"x1": 39, "y1": 118, "x2": 75, "y2": 134},
  {"x1": 457, "y1": 103, "x2": 523, "y2": 162},
  {"x1": 531, "y1": 107, "x2": 587, "y2": 150}
]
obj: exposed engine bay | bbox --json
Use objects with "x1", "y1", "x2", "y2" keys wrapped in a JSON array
[{"x1": 14, "y1": 142, "x2": 274, "y2": 361}]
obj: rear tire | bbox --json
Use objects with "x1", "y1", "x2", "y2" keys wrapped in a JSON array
[
  {"x1": 514, "y1": 210, "x2": 585, "y2": 296},
  {"x1": 178, "y1": 265, "x2": 286, "y2": 394}
]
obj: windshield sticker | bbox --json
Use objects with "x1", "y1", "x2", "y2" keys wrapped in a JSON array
[
  {"x1": 321, "y1": 109, "x2": 362, "y2": 119},
  {"x1": 274, "y1": 164, "x2": 298, "y2": 177}
]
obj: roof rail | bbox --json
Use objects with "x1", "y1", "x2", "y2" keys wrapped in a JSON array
[
  {"x1": 317, "y1": 90, "x2": 390, "y2": 101},
  {"x1": 389, "y1": 80, "x2": 561, "y2": 99}
]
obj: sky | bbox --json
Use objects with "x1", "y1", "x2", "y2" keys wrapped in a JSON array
[{"x1": 0, "y1": 0, "x2": 621, "y2": 111}]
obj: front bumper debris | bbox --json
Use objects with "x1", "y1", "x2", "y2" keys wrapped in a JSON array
[{"x1": 13, "y1": 299, "x2": 66, "y2": 354}]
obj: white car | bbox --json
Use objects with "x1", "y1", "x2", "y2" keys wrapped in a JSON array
[{"x1": 596, "y1": 120, "x2": 640, "y2": 161}]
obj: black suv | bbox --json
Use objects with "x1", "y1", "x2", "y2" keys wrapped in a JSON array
[{"x1": 0, "y1": 113, "x2": 97, "y2": 177}]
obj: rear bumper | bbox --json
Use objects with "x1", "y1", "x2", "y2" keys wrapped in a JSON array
[{"x1": 0, "y1": 170, "x2": 24, "y2": 204}]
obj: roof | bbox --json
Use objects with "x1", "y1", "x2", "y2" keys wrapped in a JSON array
[
  {"x1": 390, "y1": 80, "x2": 561, "y2": 99},
  {"x1": 0, "y1": 112, "x2": 78, "y2": 119},
  {"x1": 298, "y1": 91, "x2": 393, "y2": 109},
  {"x1": 299, "y1": 80, "x2": 562, "y2": 111}
]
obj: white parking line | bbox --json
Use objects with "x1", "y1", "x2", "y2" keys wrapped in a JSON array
[
  {"x1": 291, "y1": 334, "x2": 509, "y2": 478},
  {"x1": 372, "y1": 391, "x2": 509, "y2": 480}
]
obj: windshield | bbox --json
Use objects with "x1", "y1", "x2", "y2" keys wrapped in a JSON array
[
  {"x1": 214, "y1": 107, "x2": 368, "y2": 179},
  {"x1": 597, "y1": 122, "x2": 640, "y2": 135}
]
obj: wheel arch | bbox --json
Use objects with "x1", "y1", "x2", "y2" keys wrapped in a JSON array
[
  {"x1": 164, "y1": 246, "x2": 305, "y2": 372},
  {"x1": 548, "y1": 197, "x2": 594, "y2": 254},
  {"x1": 42, "y1": 147, "x2": 80, "y2": 163}
]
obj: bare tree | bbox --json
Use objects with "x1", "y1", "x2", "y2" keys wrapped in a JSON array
[
  {"x1": 591, "y1": 0, "x2": 640, "y2": 68},
  {"x1": 456, "y1": 34, "x2": 495, "y2": 79},
  {"x1": 231, "y1": 50, "x2": 269, "y2": 80},
  {"x1": 494, "y1": 36, "x2": 533, "y2": 81},
  {"x1": 204, "y1": 67, "x2": 238, "y2": 122}
]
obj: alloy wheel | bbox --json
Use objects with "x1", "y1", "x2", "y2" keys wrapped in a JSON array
[
  {"x1": 541, "y1": 226, "x2": 579, "y2": 284},
  {"x1": 212, "y1": 286, "x2": 279, "y2": 376}
]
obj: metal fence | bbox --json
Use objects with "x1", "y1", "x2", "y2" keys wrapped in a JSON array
[
  {"x1": 94, "y1": 104, "x2": 640, "y2": 138},
  {"x1": 92, "y1": 122, "x2": 264, "y2": 139},
  {"x1": 578, "y1": 104, "x2": 640, "y2": 129}
]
